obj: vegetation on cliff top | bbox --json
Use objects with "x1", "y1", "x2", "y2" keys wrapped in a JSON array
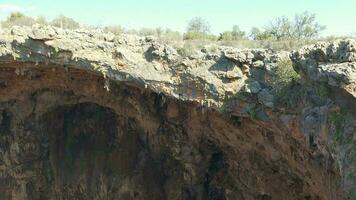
[{"x1": 1, "y1": 11, "x2": 353, "y2": 51}]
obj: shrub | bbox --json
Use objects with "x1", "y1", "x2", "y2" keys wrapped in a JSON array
[
  {"x1": 51, "y1": 15, "x2": 80, "y2": 29},
  {"x1": 328, "y1": 111, "x2": 345, "y2": 142},
  {"x1": 1, "y1": 12, "x2": 36, "y2": 27},
  {"x1": 138, "y1": 27, "x2": 157, "y2": 36},
  {"x1": 266, "y1": 16, "x2": 294, "y2": 40},
  {"x1": 176, "y1": 40, "x2": 212, "y2": 56},
  {"x1": 183, "y1": 17, "x2": 216, "y2": 41},
  {"x1": 219, "y1": 25, "x2": 246, "y2": 41},
  {"x1": 317, "y1": 82, "x2": 330, "y2": 104},
  {"x1": 176, "y1": 42, "x2": 199, "y2": 56},
  {"x1": 36, "y1": 16, "x2": 48, "y2": 25},
  {"x1": 269, "y1": 58, "x2": 302, "y2": 107},
  {"x1": 264, "y1": 11, "x2": 326, "y2": 40},
  {"x1": 249, "y1": 27, "x2": 273, "y2": 40},
  {"x1": 293, "y1": 12, "x2": 326, "y2": 38},
  {"x1": 183, "y1": 32, "x2": 217, "y2": 41},
  {"x1": 271, "y1": 59, "x2": 300, "y2": 91},
  {"x1": 157, "y1": 29, "x2": 183, "y2": 45},
  {"x1": 103, "y1": 25, "x2": 124, "y2": 35}
]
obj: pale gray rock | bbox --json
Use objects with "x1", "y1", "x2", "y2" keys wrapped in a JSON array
[
  {"x1": 292, "y1": 39, "x2": 356, "y2": 97},
  {"x1": 252, "y1": 60, "x2": 264, "y2": 68},
  {"x1": 223, "y1": 48, "x2": 247, "y2": 63},
  {"x1": 0, "y1": 25, "x2": 355, "y2": 199},
  {"x1": 257, "y1": 89, "x2": 274, "y2": 108},
  {"x1": 226, "y1": 67, "x2": 243, "y2": 79},
  {"x1": 244, "y1": 81, "x2": 262, "y2": 94}
]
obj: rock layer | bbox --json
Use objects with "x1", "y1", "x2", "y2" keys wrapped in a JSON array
[{"x1": 0, "y1": 25, "x2": 355, "y2": 200}]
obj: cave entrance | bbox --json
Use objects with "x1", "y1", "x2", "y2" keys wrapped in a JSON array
[
  {"x1": 31, "y1": 101, "x2": 162, "y2": 199},
  {"x1": 41, "y1": 102, "x2": 119, "y2": 182}
]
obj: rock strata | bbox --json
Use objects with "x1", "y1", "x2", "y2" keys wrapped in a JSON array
[{"x1": 0, "y1": 25, "x2": 354, "y2": 200}]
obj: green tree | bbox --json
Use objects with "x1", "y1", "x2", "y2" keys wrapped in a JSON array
[
  {"x1": 186, "y1": 17, "x2": 211, "y2": 34},
  {"x1": 264, "y1": 12, "x2": 326, "y2": 40},
  {"x1": 249, "y1": 27, "x2": 260, "y2": 40},
  {"x1": 249, "y1": 27, "x2": 273, "y2": 40},
  {"x1": 51, "y1": 15, "x2": 80, "y2": 29},
  {"x1": 7, "y1": 12, "x2": 26, "y2": 21},
  {"x1": 184, "y1": 17, "x2": 216, "y2": 40},
  {"x1": 1, "y1": 12, "x2": 36, "y2": 27},
  {"x1": 219, "y1": 25, "x2": 246, "y2": 41},
  {"x1": 266, "y1": 16, "x2": 294, "y2": 40},
  {"x1": 293, "y1": 11, "x2": 326, "y2": 38}
]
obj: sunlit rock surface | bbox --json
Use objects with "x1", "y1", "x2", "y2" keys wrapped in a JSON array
[{"x1": 0, "y1": 25, "x2": 354, "y2": 199}]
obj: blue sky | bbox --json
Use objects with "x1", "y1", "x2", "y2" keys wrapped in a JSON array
[{"x1": 0, "y1": 0, "x2": 355, "y2": 36}]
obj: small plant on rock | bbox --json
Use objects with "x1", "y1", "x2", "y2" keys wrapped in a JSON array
[
  {"x1": 328, "y1": 111, "x2": 345, "y2": 143},
  {"x1": 270, "y1": 59, "x2": 301, "y2": 108},
  {"x1": 272, "y1": 59, "x2": 300, "y2": 91}
]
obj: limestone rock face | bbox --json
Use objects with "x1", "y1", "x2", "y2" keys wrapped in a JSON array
[
  {"x1": 0, "y1": 25, "x2": 354, "y2": 200},
  {"x1": 291, "y1": 40, "x2": 356, "y2": 199},
  {"x1": 291, "y1": 39, "x2": 356, "y2": 97}
]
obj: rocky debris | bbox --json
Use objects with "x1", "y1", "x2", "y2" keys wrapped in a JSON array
[
  {"x1": 0, "y1": 25, "x2": 354, "y2": 199},
  {"x1": 292, "y1": 40, "x2": 356, "y2": 63},
  {"x1": 292, "y1": 39, "x2": 356, "y2": 97},
  {"x1": 145, "y1": 42, "x2": 180, "y2": 63},
  {"x1": 225, "y1": 66, "x2": 243, "y2": 79},
  {"x1": 252, "y1": 60, "x2": 265, "y2": 68},
  {"x1": 223, "y1": 48, "x2": 251, "y2": 63}
]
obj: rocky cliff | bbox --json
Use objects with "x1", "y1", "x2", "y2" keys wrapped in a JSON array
[{"x1": 0, "y1": 25, "x2": 354, "y2": 200}]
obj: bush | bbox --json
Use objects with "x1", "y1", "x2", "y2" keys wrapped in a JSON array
[
  {"x1": 138, "y1": 27, "x2": 157, "y2": 36},
  {"x1": 35, "y1": 16, "x2": 48, "y2": 25},
  {"x1": 177, "y1": 42, "x2": 196, "y2": 57},
  {"x1": 1, "y1": 12, "x2": 36, "y2": 27},
  {"x1": 264, "y1": 11, "x2": 326, "y2": 40},
  {"x1": 269, "y1": 59, "x2": 301, "y2": 107},
  {"x1": 183, "y1": 32, "x2": 217, "y2": 41},
  {"x1": 249, "y1": 27, "x2": 273, "y2": 40},
  {"x1": 219, "y1": 25, "x2": 246, "y2": 41},
  {"x1": 184, "y1": 17, "x2": 216, "y2": 41},
  {"x1": 186, "y1": 17, "x2": 211, "y2": 34},
  {"x1": 51, "y1": 15, "x2": 80, "y2": 29},
  {"x1": 328, "y1": 111, "x2": 345, "y2": 142},
  {"x1": 103, "y1": 25, "x2": 124, "y2": 35},
  {"x1": 271, "y1": 59, "x2": 300, "y2": 92},
  {"x1": 176, "y1": 40, "x2": 213, "y2": 56},
  {"x1": 293, "y1": 12, "x2": 326, "y2": 38},
  {"x1": 157, "y1": 29, "x2": 183, "y2": 45}
]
